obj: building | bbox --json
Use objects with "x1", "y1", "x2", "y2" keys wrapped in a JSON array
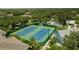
[
  {"x1": 66, "y1": 20, "x2": 75, "y2": 25},
  {"x1": 66, "y1": 20, "x2": 76, "y2": 29},
  {"x1": 49, "y1": 21, "x2": 62, "y2": 27}
]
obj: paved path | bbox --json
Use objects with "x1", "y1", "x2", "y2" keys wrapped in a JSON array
[
  {"x1": 41, "y1": 39, "x2": 51, "y2": 50},
  {"x1": 0, "y1": 29, "x2": 29, "y2": 50}
]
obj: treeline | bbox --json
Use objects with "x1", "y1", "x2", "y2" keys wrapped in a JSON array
[{"x1": 0, "y1": 8, "x2": 79, "y2": 30}]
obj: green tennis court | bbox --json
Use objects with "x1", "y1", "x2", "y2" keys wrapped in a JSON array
[{"x1": 13, "y1": 25, "x2": 55, "y2": 43}]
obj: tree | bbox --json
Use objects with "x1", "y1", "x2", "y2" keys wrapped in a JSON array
[
  {"x1": 28, "y1": 38, "x2": 41, "y2": 50},
  {"x1": 47, "y1": 37, "x2": 65, "y2": 50},
  {"x1": 49, "y1": 37, "x2": 57, "y2": 46},
  {"x1": 47, "y1": 44, "x2": 65, "y2": 50},
  {"x1": 63, "y1": 31, "x2": 79, "y2": 50}
]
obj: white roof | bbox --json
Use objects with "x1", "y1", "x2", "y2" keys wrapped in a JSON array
[
  {"x1": 49, "y1": 21, "x2": 62, "y2": 26},
  {"x1": 66, "y1": 20, "x2": 75, "y2": 24}
]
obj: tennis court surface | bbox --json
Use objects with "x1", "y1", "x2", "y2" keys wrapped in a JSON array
[{"x1": 13, "y1": 25, "x2": 55, "y2": 43}]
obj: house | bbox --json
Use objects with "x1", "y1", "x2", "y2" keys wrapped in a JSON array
[
  {"x1": 66, "y1": 20, "x2": 75, "y2": 25},
  {"x1": 66, "y1": 20, "x2": 76, "y2": 29}
]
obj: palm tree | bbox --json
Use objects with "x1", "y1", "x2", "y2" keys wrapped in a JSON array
[{"x1": 28, "y1": 38, "x2": 41, "y2": 50}]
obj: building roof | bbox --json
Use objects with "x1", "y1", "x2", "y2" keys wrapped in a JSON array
[
  {"x1": 49, "y1": 21, "x2": 62, "y2": 26},
  {"x1": 66, "y1": 20, "x2": 75, "y2": 24}
]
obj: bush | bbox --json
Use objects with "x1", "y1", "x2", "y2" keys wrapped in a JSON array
[
  {"x1": 28, "y1": 38, "x2": 42, "y2": 50},
  {"x1": 47, "y1": 44, "x2": 65, "y2": 50},
  {"x1": 5, "y1": 30, "x2": 12, "y2": 37},
  {"x1": 63, "y1": 31, "x2": 79, "y2": 50}
]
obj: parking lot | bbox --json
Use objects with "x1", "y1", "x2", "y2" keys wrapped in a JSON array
[{"x1": 0, "y1": 29, "x2": 29, "y2": 50}]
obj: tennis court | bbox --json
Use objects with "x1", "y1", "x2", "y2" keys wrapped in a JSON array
[{"x1": 13, "y1": 25, "x2": 55, "y2": 43}]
